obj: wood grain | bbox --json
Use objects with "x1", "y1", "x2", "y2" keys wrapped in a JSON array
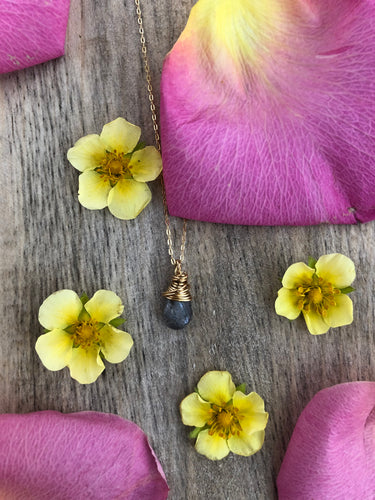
[{"x1": 0, "y1": 1, "x2": 374, "y2": 499}]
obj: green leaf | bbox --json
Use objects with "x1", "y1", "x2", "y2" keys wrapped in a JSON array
[
  {"x1": 43, "y1": 328, "x2": 51, "y2": 334},
  {"x1": 78, "y1": 307, "x2": 90, "y2": 322},
  {"x1": 236, "y1": 383, "x2": 246, "y2": 394},
  {"x1": 308, "y1": 257, "x2": 317, "y2": 269},
  {"x1": 340, "y1": 286, "x2": 355, "y2": 294},
  {"x1": 80, "y1": 293, "x2": 89, "y2": 305},
  {"x1": 189, "y1": 426, "x2": 205, "y2": 439},
  {"x1": 109, "y1": 317, "x2": 125, "y2": 328},
  {"x1": 132, "y1": 141, "x2": 146, "y2": 153}
]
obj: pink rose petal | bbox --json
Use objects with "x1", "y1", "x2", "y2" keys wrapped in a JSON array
[
  {"x1": 0, "y1": 411, "x2": 168, "y2": 499},
  {"x1": 160, "y1": 0, "x2": 375, "y2": 225},
  {"x1": 0, "y1": 0, "x2": 70, "y2": 74},
  {"x1": 277, "y1": 382, "x2": 375, "y2": 499}
]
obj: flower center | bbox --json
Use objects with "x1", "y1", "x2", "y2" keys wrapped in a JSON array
[
  {"x1": 207, "y1": 403, "x2": 243, "y2": 439},
  {"x1": 297, "y1": 276, "x2": 340, "y2": 317},
  {"x1": 108, "y1": 159, "x2": 124, "y2": 175},
  {"x1": 95, "y1": 150, "x2": 131, "y2": 184},
  {"x1": 72, "y1": 320, "x2": 100, "y2": 349},
  {"x1": 308, "y1": 288, "x2": 323, "y2": 304}
]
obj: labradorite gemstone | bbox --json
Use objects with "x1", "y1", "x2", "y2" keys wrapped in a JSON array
[{"x1": 163, "y1": 299, "x2": 192, "y2": 330}]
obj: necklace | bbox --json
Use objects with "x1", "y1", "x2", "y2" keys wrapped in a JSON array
[{"x1": 134, "y1": 0, "x2": 192, "y2": 330}]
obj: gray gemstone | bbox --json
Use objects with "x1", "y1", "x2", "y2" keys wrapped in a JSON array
[{"x1": 163, "y1": 299, "x2": 192, "y2": 330}]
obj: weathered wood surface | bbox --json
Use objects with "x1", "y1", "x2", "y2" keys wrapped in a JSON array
[{"x1": 0, "y1": 1, "x2": 374, "y2": 499}]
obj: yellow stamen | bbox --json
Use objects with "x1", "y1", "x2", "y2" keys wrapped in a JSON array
[
  {"x1": 73, "y1": 320, "x2": 100, "y2": 349},
  {"x1": 297, "y1": 299, "x2": 305, "y2": 310},
  {"x1": 308, "y1": 287, "x2": 323, "y2": 304},
  {"x1": 207, "y1": 403, "x2": 242, "y2": 439},
  {"x1": 296, "y1": 278, "x2": 340, "y2": 318},
  {"x1": 95, "y1": 151, "x2": 132, "y2": 184},
  {"x1": 108, "y1": 159, "x2": 124, "y2": 175}
]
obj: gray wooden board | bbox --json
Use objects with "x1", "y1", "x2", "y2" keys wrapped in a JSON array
[{"x1": 0, "y1": 1, "x2": 374, "y2": 499}]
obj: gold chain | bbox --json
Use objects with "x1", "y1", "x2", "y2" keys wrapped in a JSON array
[{"x1": 134, "y1": 0, "x2": 187, "y2": 266}]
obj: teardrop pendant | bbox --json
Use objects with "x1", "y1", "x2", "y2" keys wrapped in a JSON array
[{"x1": 162, "y1": 260, "x2": 192, "y2": 330}]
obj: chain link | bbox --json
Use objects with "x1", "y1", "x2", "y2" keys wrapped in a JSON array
[{"x1": 134, "y1": 0, "x2": 187, "y2": 266}]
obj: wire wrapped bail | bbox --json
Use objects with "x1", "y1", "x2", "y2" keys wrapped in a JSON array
[{"x1": 162, "y1": 260, "x2": 192, "y2": 302}]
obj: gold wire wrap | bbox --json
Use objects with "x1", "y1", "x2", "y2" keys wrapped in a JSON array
[{"x1": 162, "y1": 260, "x2": 192, "y2": 302}]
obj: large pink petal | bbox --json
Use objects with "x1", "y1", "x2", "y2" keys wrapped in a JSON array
[
  {"x1": 0, "y1": 411, "x2": 168, "y2": 499},
  {"x1": 160, "y1": 0, "x2": 375, "y2": 225},
  {"x1": 277, "y1": 382, "x2": 375, "y2": 499},
  {"x1": 0, "y1": 0, "x2": 70, "y2": 74}
]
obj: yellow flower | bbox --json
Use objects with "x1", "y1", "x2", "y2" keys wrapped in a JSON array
[
  {"x1": 67, "y1": 117, "x2": 162, "y2": 219},
  {"x1": 275, "y1": 253, "x2": 356, "y2": 335},
  {"x1": 35, "y1": 289, "x2": 134, "y2": 384},
  {"x1": 180, "y1": 371, "x2": 268, "y2": 461}
]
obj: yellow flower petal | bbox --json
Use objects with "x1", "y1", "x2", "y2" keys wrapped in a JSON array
[
  {"x1": 128, "y1": 146, "x2": 163, "y2": 182},
  {"x1": 324, "y1": 294, "x2": 353, "y2": 328},
  {"x1": 68, "y1": 346, "x2": 104, "y2": 384},
  {"x1": 38, "y1": 290, "x2": 82, "y2": 330},
  {"x1": 35, "y1": 329, "x2": 73, "y2": 371},
  {"x1": 275, "y1": 287, "x2": 301, "y2": 320},
  {"x1": 85, "y1": 290, "x2": 124, "y2": 323},
  {"x1": 228, "y1": 430, "x2": 265, "y2": 456},
  {"x1": 100, "y1": 117, "x2": 141, "y2": 154},
  {"x1": 78, "y1": 171, "x2": 111, "y2": 209},
  {"x1": 315, "y1": 253, "x2": 356, "y2": 288},
  {"x1": 234, "y1": 391, "x2": 265, "y2": 413},
  {"x1": 281, "y1": 262, "x2": 315, "y2": 289},
  {"x1": 303, "y1": 309, "x2": 330, "y2": 335},
  {"x1": 67, "y1": 134, "x2": 107, "y2": 172},
  {"x1": 233, "y1": 392, "x2": 269, "y2": 433},
  {"x1": 180, "y1": 393, "x2": 212, "y2": 427},
  {"x1": 195, "y1": 429, "x2": 230, "y2": 461},
  {"x1": 107, "y1": 179, "x2": 152, "y2": 220},
  {"x1": 197, "y1": 371, "x2": 235, "y2": 406},
  {"x1": 99, "y1": 325, "x2": 133, "y2": 363}
]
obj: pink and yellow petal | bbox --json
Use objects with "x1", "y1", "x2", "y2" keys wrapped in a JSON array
[
  {"x1": 195, "y1": 429, "x2": 230, "y2": 461},
  {"x1": 68, "y1": 346, "x2": 104, "y2": 384},
  {"x1": 107, "y1": 179, "x2": 152, "y2": 220},
  {"x1": 128, "y1": 146, "x2": 163, "y2": 182},
  {"x1": 228, "y1": 430, "x2": 265, "y2": 457},
  {"x1": 180, "y1": 393, "x2": 212, "y2": 427},
  {"x1": 67, "y1": 134, "x2": 107, "y2": 172},
  {"x1": 78, "y1": 171, "x2": 111, "y2": 209},
  {"x1": 99, "y1": 325, "x2": 133, "y2": 364},
  {"x1": 197, "y1": 370, "x2": 235, "y2": 406},
  {"x1": 324, "y1": 294, "x2": 353, "y2": 328},
  {"x1": 275, "y1": 287, "x2": 302, "y2": 320},
  {"x1": 35, "y1": 329, "x2": 73, "y2": 371},
  {"x1": 38, "y1": 290, "x2": 83, "y2": 330},
  {"x1": 160, "y1": 0, "x2": 375, "y2": 225},
  {"x1": 100, "y1": 117, "x2": 141, "y2": 154},
  {"x1": 315, "y1": 254, "x2": 356, "y2": 289},
  {"x1": 303, "y1": 309, "x2": 330, "y2": 335},
  {"x1": 85, "y1": 290, "x2": 124, "y2": 323},
  {"x1": 281, "y1": 263, "x2": 315, "y2": 289}
]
